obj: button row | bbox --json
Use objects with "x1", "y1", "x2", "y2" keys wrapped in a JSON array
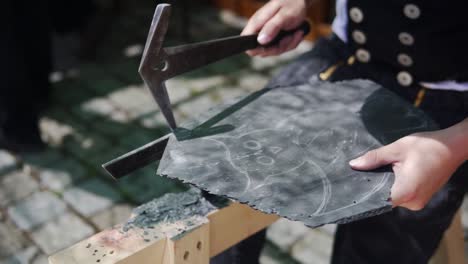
[
  {"x1": 403, "y1": 4, "x2": 421, "y2": 19},
  {"x1": 399, "y1": 32, "x2": 414, "y2": 46},
  {"x1": 349, "y1": 4, "x2": 420, "y2": 86},
  {"x1": 352, "y1": 30, "x2": 366, "y2": 44},
  {"x1": 397, "y1": 53, "x2": 413, "y2": 67},
  {"x1": 400, "y1": 4, "x2": 418, "y2": 86},
  {"x1": 349, "y1": 4, "x2": 420, "y2": 23},
  {"x1": 349, "y1": 7, "x2": 364, "y2": 23},
  {"x1": 354, "y1": 51, "x2": 414, "y2": 86},
  {"x1": 356, "y1": 49, "x2": 371, "y2": 63},
  {"x1": 355, "y1": 50, "x2": 414, "y2": 67},
  {"x1": 352, "y1": 30, "x2": 414, "y2": 47},
  {"x1": 397, "y1": 71, "x2": 413, "y2": 86}
]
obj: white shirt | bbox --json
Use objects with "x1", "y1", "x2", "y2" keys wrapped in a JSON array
[{"x1": 331, "y1": 0, "x2": 468, "y2": 91}]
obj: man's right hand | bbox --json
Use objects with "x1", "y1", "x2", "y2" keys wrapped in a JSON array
[{"x1": 241, "y1": 0, "x2": 311, "y2": 57}]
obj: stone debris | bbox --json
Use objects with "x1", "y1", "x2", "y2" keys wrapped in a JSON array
[{"x1": 123, "y1": 188, "x2": 216, "y2": 232}]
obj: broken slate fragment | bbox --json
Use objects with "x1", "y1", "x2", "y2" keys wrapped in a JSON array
[
  {"x1": 123, "y1": 188, "x2": 216, "y2": 232},
  {"x1": 157, "y1": 79, "x2": 438, "y2": 227}
]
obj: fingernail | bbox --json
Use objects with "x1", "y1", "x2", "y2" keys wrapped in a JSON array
[
  {"x1": 258, "y1": 34, "x2": 270, "y2": 44},
  {"x1": 349, "y1": 158, "x2": 361, "y2": 167}
]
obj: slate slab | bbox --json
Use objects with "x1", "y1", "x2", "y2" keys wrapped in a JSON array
[{"x1": 157, "y1": 79, "x2": 437, "y2": 227}]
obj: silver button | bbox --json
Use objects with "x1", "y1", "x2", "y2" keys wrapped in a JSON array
[
  {"x1": 404, "y1": 4, "x2": 421, "y2": 19},
  {"x1": 352, "y1": 30, "x2": 367, "y2": 44},
  {"x1": 399, "y1": 32, "x2": 414, "y2": 46},
  {"x1": 397, "y1": 53, "x2": 413, "y2": 67},
  {"x1": 356, "y1": 49, "x2": 371, "y2": 63},
  {"x1": 397, "y1": 71, "x2": 413, "y2": 86},
  {"x1": 349, "y1": 7, "x2": 364, "y2": 23}
]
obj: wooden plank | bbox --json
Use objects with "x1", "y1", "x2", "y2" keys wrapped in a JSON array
[
  {"x1": 49, "y1": 203, "x2": 277, "y2": 264},
  {"x1": 172, "y1": 223, "x2": 210, "y2": 264},
  {"x1": 48, "y1": 226, "x2": 170, "y2": 264},
  {"x1": 118, "y1": 239, "x2": 172, "y2": 264},
  {"x1": 208, "y1": 203, "x2": 279, "y2": 257}
]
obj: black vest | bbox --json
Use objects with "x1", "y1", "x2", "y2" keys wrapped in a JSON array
[{"x1": 346, "y1": 0, "x2": 468, "y2": 85}]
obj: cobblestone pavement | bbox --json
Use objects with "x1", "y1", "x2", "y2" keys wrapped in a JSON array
[{"x1": 1, "y1": 2, "x2": 467, "y2": 264}]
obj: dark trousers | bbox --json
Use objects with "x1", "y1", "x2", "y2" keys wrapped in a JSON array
[
  {"x1": 212, "y1": 35, "x2": 468, "y2": 263},
  {"x1": 1, "y1": 2, "x2": 52, "y2": 138},
  {"x1": 1, "y1": 1, "x2": 94, "y2": 141}
]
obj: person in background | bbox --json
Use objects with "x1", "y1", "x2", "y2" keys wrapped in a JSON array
[
  {"x1": 1, "y1": 2, "x2": 52, "y2": 152},
  {"x1": 214, "y1": 0, "x2": 468, "y2": 263},
  {"x1": 1, "y1": 1, "x2": 94, "y2": 153}
]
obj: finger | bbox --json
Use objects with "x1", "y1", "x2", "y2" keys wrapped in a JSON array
[
  {"x1": 390, "y1": 173, "x2": 415, "y2": 207},
  {"x1": 285, "y1": 31, "x2": 304, "y2": 52},
  {"x1": 256, "y1": 29, "x2": 293, "y2": 57},
  {"x1": 390, "y1": 163, "x2": 426, "y2": 209},
  {"x1": 249, "y1": 31, "x2": 298, "y2": 56},
  {"x1": 241, "y1": 1, "x2": 280, "y2": 36},
  {"x1": 349, "y1": 144, "x2": 398, "y2": 170},
  {"x1": 259, "y1": 36, "x2": 293, "y2": 57},
  {"x1": 246, "y1": 47, "x2": 265, "y2": 56},
  {"x1": 396, "y1": 193, "x2": 427, "y2": 211},
  {"x1": 258, "y1": 12, "x2": 293, "y2": 45},
  {"x1": 275, "y1": 35, "x2": 294, "y2": 55},
  {"x1": 260, "y1": 46, "x2": 282, "y2": 57}
]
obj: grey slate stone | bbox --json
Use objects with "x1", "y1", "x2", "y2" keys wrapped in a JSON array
[
  {"x1": 259, "y1": 242, "x2": 299, "y2": 264},
  {"x1": 90, "y1": 204, "x2": 133, "y2": 230},
  {"x1": 1, "y1": 246, "x2": 39, "y2": 264},
  {"x1": 30, "y1": 213, "x2": 94, "y2": 255},
  {"x1": 31, "y1": 254, "x2": 48, "y2": 264},
  {"x1": 0, "y1": 222, "x2": 28, "y2": 259},
  {"x1": 8, "y1": 192, "x2": 67, "y2": 230},
  {"x1": 158, "y1": 80, "x2": 438, "y2": 227},
  {"x1": 239, "y1": 73, "x2": 269, "y2": 92},
  {"x1": 0, "y1": 171, "x2": 39, "y2": 208},
  {"x1": 291, "y1": 229, "x2": 333, "y2": 264},
  {"x1": 63, "y1": 178, "x2": 122, "y2": 217},
  {"x1": 0, "y1": 151, "x2": 16, "y2": 173},
  {"x1": 267, "y1": 219, "x2": 309, "y2": 252},
  {"x1": 38, "y1": 159, "x2": 87, "y2": 193}
]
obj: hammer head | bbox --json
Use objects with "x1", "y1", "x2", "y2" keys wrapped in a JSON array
[
  {"x1": 139, "y1": 4, "x2": 171, "y2": 75},
  {"x1": 138, "y1": 4, "x2": 177, "y2": 129}
]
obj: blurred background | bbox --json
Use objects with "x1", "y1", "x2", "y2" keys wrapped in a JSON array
[{"x1": 2, "y1": 1, "x2": 466, "y2": 263}]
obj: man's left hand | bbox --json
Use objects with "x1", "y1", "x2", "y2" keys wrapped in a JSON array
[{"x1": 349, "y1": 119, "x2": 468, "y2": 210}]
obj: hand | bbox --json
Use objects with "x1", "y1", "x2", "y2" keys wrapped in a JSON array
[
  {"x1": 349, "y1": 120, "x2": 468, "y2": 211},
  {"x1": 241, "y1": 0, "x2": 310, "y2": 57}
]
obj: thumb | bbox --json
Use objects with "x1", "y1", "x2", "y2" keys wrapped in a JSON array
[{"x1": 349, "y1": 144, "x2": 397, "y2": 170}]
